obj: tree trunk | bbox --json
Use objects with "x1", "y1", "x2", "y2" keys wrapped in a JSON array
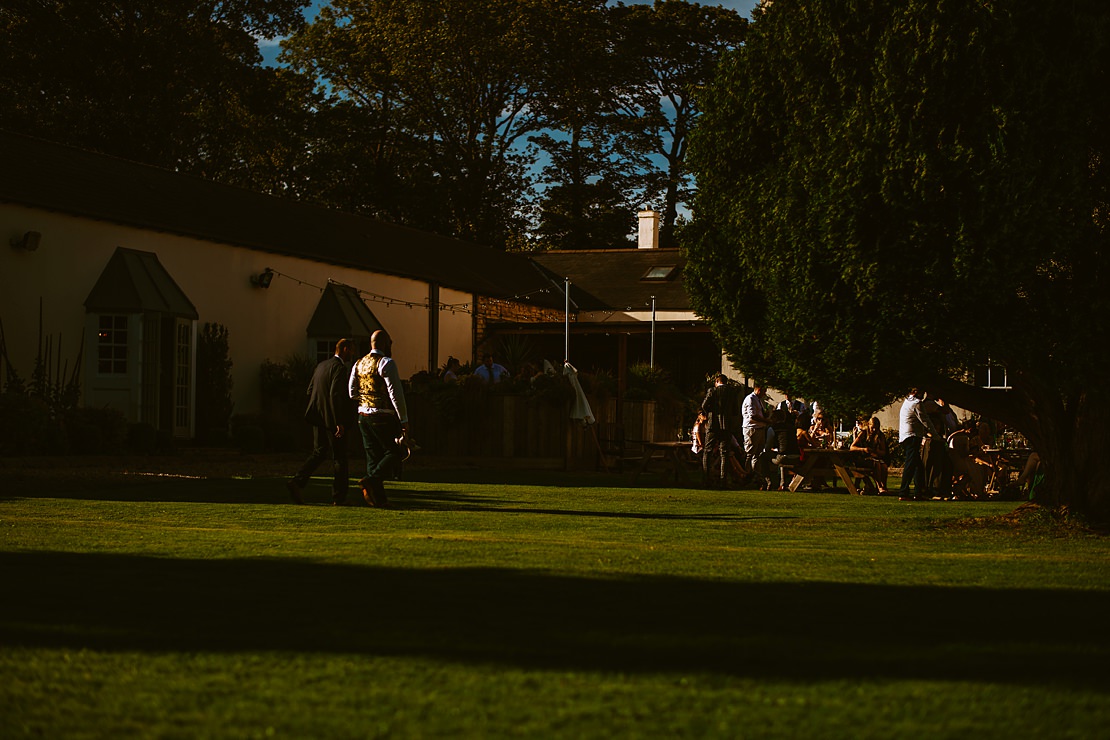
[
  {"x1": 929, "y1": 377, "x2": 1109, "y2": 524},
  {"x1": 1031, "y1": 392, "x2": 1109, "y2": 523}
]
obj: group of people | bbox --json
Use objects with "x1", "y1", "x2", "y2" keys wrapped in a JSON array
[
  {"x1": 287, "y1": 339, "x2": 520, "y2": 506},
  {"x1": 440, "y1": 353, "x2": 511, "y2": 385},
  {"x1": 286, "y1": 331, "x2": 410, "y2": 508},
  {"x1": 692, "y1": 379, "x2": 1036, "y2": 499},
  {"x1": 694, "y1": 376, "x2": 840, "y2": 491},
  {"x1": 897, "y1": 388, "x2": 1037, "y2": 501},
  {"x1": 289, "y1": 348, "x2": 1035, "y2": 505}
]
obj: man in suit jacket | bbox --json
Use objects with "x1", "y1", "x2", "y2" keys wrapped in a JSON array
[
  {"x1": 700, "y1": 374, "x2": 734, "y2": 489},
  {"x1": 287, "y1": 338, "x2": 357, "y2": 505}
]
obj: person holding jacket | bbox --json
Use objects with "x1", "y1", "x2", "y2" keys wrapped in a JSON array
[{"x1": 349, "y1": 330, "x2": 409, "y2": 508}]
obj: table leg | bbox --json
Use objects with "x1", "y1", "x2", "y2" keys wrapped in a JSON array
[
  {"x1": 788, "y1": 458, "x2": 817, "y2": 492},
  {"x1": 631, "y1": 448, "x2": 653, "y2": 483},
  {"x1": 833, "y1": 464, "x2": 860, "y2": 496},
  {"x1": 669, "y1": 450, "x2": 685, "y2": 483}
]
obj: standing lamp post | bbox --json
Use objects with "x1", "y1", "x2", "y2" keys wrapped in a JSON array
[{"x1": 564, "y1": 277, "x2": 570, "y2": 363}]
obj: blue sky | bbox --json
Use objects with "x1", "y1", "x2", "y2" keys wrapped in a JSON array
[
  {"x1": 257, "y1": 1, "x2": 759, "y2": 66},
  {"x1": 253, "y1": 1, "x2": 759, "y2": 220}
]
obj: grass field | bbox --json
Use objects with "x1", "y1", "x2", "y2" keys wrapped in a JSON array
[{"x1": 2, "y1": 455, "x2": 1109, "y2": 738}]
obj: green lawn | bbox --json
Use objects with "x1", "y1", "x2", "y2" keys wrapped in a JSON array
[{"x1": 2, "y1": 462, "x2": 1108, "y2": 738}]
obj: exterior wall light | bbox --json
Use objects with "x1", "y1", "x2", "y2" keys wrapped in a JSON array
[
  {"x1": 251, "y1": 268, "x2": 274, "y2": 289},
  {"x1": 9, "y1": 231, "x2": 41, "y2": 251}
]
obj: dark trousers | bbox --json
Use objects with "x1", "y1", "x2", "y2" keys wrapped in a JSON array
[
  {"x1": 900, "y1": 436, "x2": 925, "y2": 496},
  {"x1": 703, "y1": 429, "x2": 731, "y2": 486},
  {"x1": 293, "y1": 425, "x2": 349, "y2": 503},
  {"x1": 922, "y1": 437, "x2": 953, "y2": 498},
  {"x1": 358, "y1": 413, "x2": 403, "y2": 483}
]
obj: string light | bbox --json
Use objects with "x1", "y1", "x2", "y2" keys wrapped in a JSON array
[
  {"x1": 254, "y1": 270, "x2": 575, "y2": 318},
  {"x1": 266, "y1": 268, "x2": 324, "y2": 291}
]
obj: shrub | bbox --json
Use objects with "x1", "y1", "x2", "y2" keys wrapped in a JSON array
[
  {"x1": 263, "y1": 422, "x2": 299, "y2": 453},
  {"x1": 126, "y1": 422, "x2": 175, "y2": 455},
  {"x1": 195, "y1": 323, "x2": 234, "y2": 445},
  {"x1": 0, "y1": 393, "x2": 56, "y2": 455},
  {"x1": 65, "y1": 406, "x2": 127, "y2": 455},
  {"x1": 235, "y1": 425, "x2": 265, "y2": 454},
  {"x1": 527, "y1": 370, "x2": 573, "y2": 406},
  {"x1": 258, "y1": 355, "x2": 314, "y2": 451}
]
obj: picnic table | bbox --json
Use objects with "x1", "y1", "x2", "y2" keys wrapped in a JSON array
[
  {"x1": 781, "y1": 448, "x2": 877, "y2": 495},
  {"x1": 981, "y1": 447, "x2": 1033, "y2": 491},
  {"x1": 631, "y1": 441, "x2": 695, "y2": 484}
]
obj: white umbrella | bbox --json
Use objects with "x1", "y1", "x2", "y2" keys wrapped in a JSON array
[{"x1": 564, "y1": 361, "x2": 595, "y2": 426}]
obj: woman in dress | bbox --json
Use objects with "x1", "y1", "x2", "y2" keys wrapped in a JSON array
[
  {"x1": 691, "y1": 410, "x2": 707, "y2": 456},
  {"x1": 850, "y1": 416, "x2": 890, "y2": 494},
  {"x1": 810, "y1": 411, "x2": 834, "y2": 448}
]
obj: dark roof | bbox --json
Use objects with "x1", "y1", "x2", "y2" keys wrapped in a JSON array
[
  {"x1": 84, "y1": 247, "x2": 199, "y2": 318},
  {"x1": 306, "y1": 282, "x2": 384, "y2": 339},
  {"x1": 0, "y1": 130, "x2": 557, "y2": 307},
  {"x1": 530, "y1": 249, "x2": 691, "y2": 312}
]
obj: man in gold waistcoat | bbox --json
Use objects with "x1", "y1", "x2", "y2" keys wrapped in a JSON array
[{"x1": 348, "y1": 330, "x2": 409, "y2": 508}]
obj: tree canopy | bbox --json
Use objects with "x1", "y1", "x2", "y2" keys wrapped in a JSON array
[
  {"x1": 530, "y1": 0, "x2": 747, "y2": 250},
  {"x1": 278, "y1": 0, "x2": 745, "y2": 250},
  {"x1": 0, "y1": 0, "x2": 312, "y2": 187},
  {"x1": 281, "y1": 0, "x2": 563, "y2": 249},
  {"x1": 684, "y1": 0, "x2": 1110, "y2": 519},
  {"x1": 611, "y1": 0, "x2": 747, "y2": 247},
  {"x1": 2, "y1": 0, "x2": 746, "y2": 251},
  {"x1": 529, "y1": 0, "x2": 643, "y2": 250}
]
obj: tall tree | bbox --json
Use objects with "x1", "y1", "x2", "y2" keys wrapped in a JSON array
[
  {"x1": 0, "y1": 0, "x2": 311, "y2": 186},
  {"x1": 526, "y1": 0, "x2": 648, "y2": 250},
  {"x1": 685, "y1": 0, "x2": 1110, "y2": 520},
  {"x1": 531, "y1": 167, "x2": 637, "y2": 249},
  {"x1": 611, "y1": 0, "x2": 746, "y2": 247},
  {"x1": 528, "y1": 0, "x2": 642, "y2": 250},
  {"x1": 282, "y1": 0, "x2": 557, "y2": 250}
]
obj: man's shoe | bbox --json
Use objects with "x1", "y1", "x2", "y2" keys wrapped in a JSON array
[
  {"x1": 372, "y1": 479, "x2": 390, "y2": 508},
  {"x1": 286, "y1": 479, "x2": 304, "y2": 505},
  {"x1": 360, "y1": 478, "x2": 376, "y2": 507},
  {"x1": 360, "y1": 479, "x2": 389, "y2": 508}
]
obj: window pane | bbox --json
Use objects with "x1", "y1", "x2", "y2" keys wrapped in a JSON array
[{"x1": 96, "y1": 314, "x2": 128, "y2": 374}]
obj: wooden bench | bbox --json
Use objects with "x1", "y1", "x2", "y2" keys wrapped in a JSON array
[{"x1": 775, "y1": 448, "x2": 879, "y2": 495}]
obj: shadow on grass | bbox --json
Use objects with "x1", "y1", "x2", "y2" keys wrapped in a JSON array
[
  {"x1": 403, "y1": 467, "x2": 670, "y2": 488},
  {"x1": 399, "y1": 490, "x2": 795, "y2": 521},
  {"x1": 2, "y1": 550, "x2": 1107, "y2": 688},
  {"x1": 1, "y1": 478, "x2": 787, "y2": 522}
]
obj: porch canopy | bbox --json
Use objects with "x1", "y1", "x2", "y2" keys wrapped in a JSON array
[
  {"x1": 306, "y1": 281, "x2": 384, "y2": 342},
  {"x1": 84, "y1": 247, "x2": 197, "y2": 318}
]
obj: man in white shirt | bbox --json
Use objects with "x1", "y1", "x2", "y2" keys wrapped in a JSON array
[
  {"x1": 349, "y1": 330, "x2": 409, "y2": 508},
  {"x1": 742, "y1": 384, "x2": 771, "y2": 489},
  {"x1": 897, "y1": 388, "x2": 936, "y2": 500}
]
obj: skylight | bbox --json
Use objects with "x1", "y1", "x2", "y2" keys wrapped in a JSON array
[{"x1": 641, "y1": 265, "x2": 677, "y2": 281}]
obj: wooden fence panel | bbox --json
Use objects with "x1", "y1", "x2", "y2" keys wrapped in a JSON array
[{"x1": 407, "y1": 391, "x2": 659, "y2": 468}]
